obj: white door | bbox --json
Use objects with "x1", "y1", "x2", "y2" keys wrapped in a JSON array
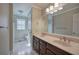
[{"x1": 0, "y1": 4, "x2": 10, "y2": 54}]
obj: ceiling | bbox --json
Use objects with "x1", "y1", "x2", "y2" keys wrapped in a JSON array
[
  {"x1": 13, "y1": 3, "x2": 49, "y2": 16},
  {"x1": 32, "y1": 3, "x2": 49, "y2": 9},
  {"x1": 13, "y1": 3, "x2": 32, "y2": 16}
]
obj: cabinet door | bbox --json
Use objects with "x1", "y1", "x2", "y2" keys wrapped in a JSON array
[
  {"x1": 47, "y1": 43, "x2": 71, "y2": 55},
  {"x1": 40, "y1": 46, "x2": 46, "y2": 55},
  {"x1": 33, "y1": 36, "x2": 40, "y2": 54},
  {"x1": 33, "y1": 39, "x2": 37, "y2": 50},
  {"x1": 33, "y1": 36, "x2": 35, "y2": 49},
  {"x1": 39, "y1": 40, "x2": 47, "y2": 55}
]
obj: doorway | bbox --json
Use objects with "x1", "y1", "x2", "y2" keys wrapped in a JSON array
[{"x1": 13, "y1": 4, "x2": 33, "y2": 55}]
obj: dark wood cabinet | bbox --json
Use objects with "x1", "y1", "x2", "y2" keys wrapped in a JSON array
[
  {"x1": 33, "y1": 35, "x2": 72, "y2": 55},
  {"x1": 33, "y1": 36, "x2": 40, "y2": 54},
  {"x1": 39, "y1": 40, "x2": 47, "y2": 55},
  {"x1": 46, "y1": 49, "x2": 55, "y2": 55},
  {"x1": 47, "y1": 43, "x2": 71, "y2": 55}
]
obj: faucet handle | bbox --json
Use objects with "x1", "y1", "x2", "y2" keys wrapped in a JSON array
[
  {"x1": 60, "y1": 36, "x2": 64, "y2": 40},
  {"x1": 63, "y1": 37, "x2": 66, "y2": 41},
  {"x1": 60, "y1": 36, "x2": 66, "y2": 42}
]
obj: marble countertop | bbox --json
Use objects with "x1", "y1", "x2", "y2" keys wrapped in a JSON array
[{"x1": 33, "y1": 33, "x2": 79, "y2": 55}]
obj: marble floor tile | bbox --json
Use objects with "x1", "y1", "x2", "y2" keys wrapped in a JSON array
[{"x1": 13, "y1": 41, "x2": 38, "y2": 55}]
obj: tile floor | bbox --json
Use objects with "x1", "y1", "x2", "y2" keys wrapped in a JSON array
[{"x1": 13, "y1": 40, "x2": 38, "y2": 55}]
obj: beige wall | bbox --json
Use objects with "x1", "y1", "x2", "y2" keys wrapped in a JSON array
[
  {"x1": 54, "y1": 8, "x2": 79, "y2": 35},
  {"x1": 32, "y1": 7, "x2": 48, "y2": 34}
]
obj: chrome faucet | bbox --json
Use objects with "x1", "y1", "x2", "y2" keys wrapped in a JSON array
[{"x1": 60, "y1": 36, "x2": 71, "y2": 44}]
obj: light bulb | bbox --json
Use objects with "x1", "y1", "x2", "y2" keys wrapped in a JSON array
[
  {"x1": 54, "y1": 3, "x2": 59, "y2": 7},
  {"x1": 54, "y1": 10, "x2": 57, "y2": 12},
  {"x1": 58, "y1": 7, "x2": 63, "y2": 10},
  {"x1": 46, "y1": 8, "x2": 49, "y2": 13},
  {"x1": 49, "y1": 5, "x2": 54, "y2": 11},
  {"x1": 50, "y1": 11, "x2": 54, "y2": 14}
]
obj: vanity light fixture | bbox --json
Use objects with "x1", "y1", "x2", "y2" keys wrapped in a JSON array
[{"x1": 46, "y1": 3, "x2": 64, "y2": 14}]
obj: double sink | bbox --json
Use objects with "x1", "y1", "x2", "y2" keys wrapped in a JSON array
[
  {"x1": 39, "y1": 33, "x2": 73, "y2": 47},
  {"x1": 34, "y1": 32, "x2": 79, "y2": 54}
]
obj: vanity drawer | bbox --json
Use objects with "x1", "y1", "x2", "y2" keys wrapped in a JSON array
[
  {"x1": 46, "y1": 49, "x2": 55, "y2": 55},
  {"x1": 40, "y1": 47, "x2": 46, "y2": 55},
  {"x1": 47, "y1": 43, "x2": 71, "y2": 55},
  {"x1": 40, "y1": 40, "x2": 47, "y2": 46}
]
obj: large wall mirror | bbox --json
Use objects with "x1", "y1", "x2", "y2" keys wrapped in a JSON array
[{"x1": 48, "y1": 3, "x2": 79, "y2": 37}]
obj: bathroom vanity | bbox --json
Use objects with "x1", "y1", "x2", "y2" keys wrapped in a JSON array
[{"x1": 32, "y1": 33, "x2": 79, "y2": 55}]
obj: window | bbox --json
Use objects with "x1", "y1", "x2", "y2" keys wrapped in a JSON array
[{"x1": 16, "y1": 19, "x2": 25, "y2": 30}]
